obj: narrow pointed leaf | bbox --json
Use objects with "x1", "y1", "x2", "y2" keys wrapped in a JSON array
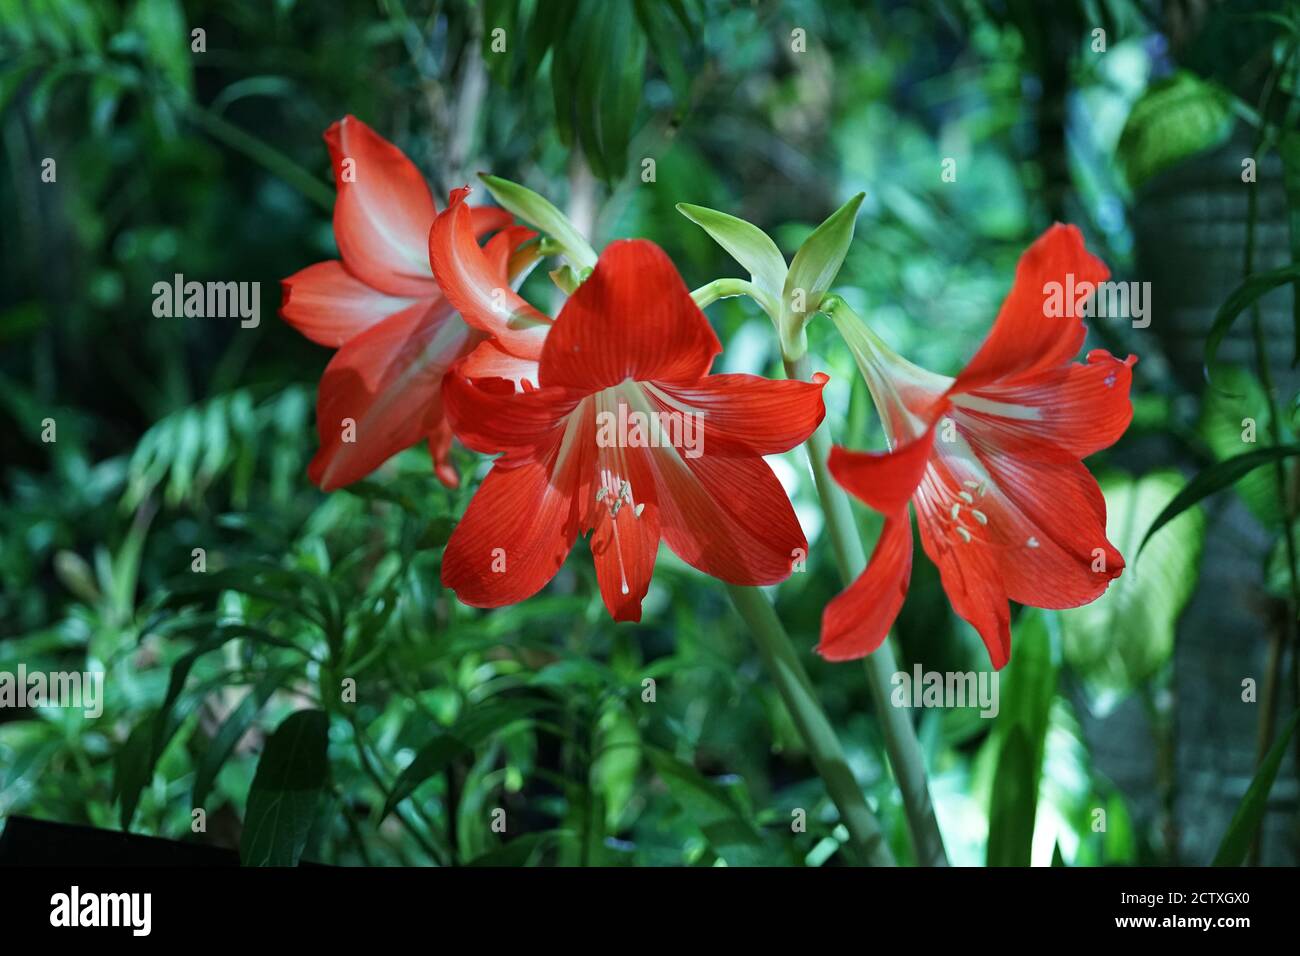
[
  {"x1": 192, "y1": 667, "x2": 291, "y2": 808},
  {"x1": 1204, "y1": 266, "x2": 1300, "y2": 388},
  {"x1": 645, "y1": 748, "x2": 774, "y2": 866},
  {"x1": 382, "y1": 697, "x2": 547, "y2": 819},
  {"x1": 676, "y1": 202, "x2": 787, "y2": 307},
  {"x1": 782, "y1": 192, "x2": 865, "y2": 321},
  {"x1": 479, "y1": 173, "x2": 597, "y2": 269},
  {"x1": 1212, "y1": 709, "x2": 1300, "y2": 866},
  {"x1": 1139, "y1": 446, "x2": 1300, "y2": 555}
]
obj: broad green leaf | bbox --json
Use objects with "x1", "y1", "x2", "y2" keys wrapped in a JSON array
[
  {"x1": 1204, "y1": 266, "x2": 1300, "y2": 389},
  {"x1": 985, "y1": 610, "x2": 1056, "y2": 866},
  {"x1": 1062, "y1": 473, "x2": 1205, "y2": 714},
  {"x1": 675, "y1": 202, "x2": 787, "y2": 309},
  {"x1": 1117, "y1": 71, "x2": 1234, "y2": 190},
  {"x1": 241, "y1": 709, "x2": 330, "y2": 867},
  {"x1": 478, "y1": 174, "x2": 597, "y2": 269},
  {"x1": 645, "y1": 748, "x2": 773, "y2": 866},
  {"x1": 1197, "y1": 367, "x2": 1284, "y2": 525},
  {"x1": 1212, "y1": 710, "x2": 1300, "y2": 865},
  {"x1": 1140, "y1": 449, "x2": 1300, "y2": 554},
  {"x1": 382, "y1": 697, "x2": 547, "y2": 819}
]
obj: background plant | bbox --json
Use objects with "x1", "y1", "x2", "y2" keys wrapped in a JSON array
[{"x1": 1, "y1": 0, "x2": 1296, "y2": 866}]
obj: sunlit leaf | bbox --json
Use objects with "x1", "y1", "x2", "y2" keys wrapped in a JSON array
[
  {"x1": 479, "y1": 173, "x2": 597, "y2": 269},
  {"x1": 1117, "y1": 71, "x2": 1234, "y2": 190},
  {"x1": 1063, "y1": 473, "x2": 1205, "y2": 714},
  {"x1": 676, "y1": 202, "x2": 787, "y2": 309},
  {"x1": 986, "y1": 610, "x2": 1055, "y2": 867}
]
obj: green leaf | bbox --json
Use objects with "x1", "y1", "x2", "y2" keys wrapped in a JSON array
[
  {"x1": 482, "y1": 0, "x2": 517, "y2": 87},
  {"x1": 130, "y1": 0, "x2": 194, "y2": 102},
  {"x1": 191, "y1": 667, "x2": 289, "y2": 808},
  {"x1": 645, "y1": 748, "x2": 773, "y2": 866},
  {"x1": 594, "y1": 0, "x2": 646, "y2": 180},
  {"x1": 1117, "y1": 71, "x2": 1234, "y2": 190},
  {"x1": 985, "y1": 610, "x2": 1056, "y2": 866},
  {"x1": 382, "y1": 697, "x2": 547, "y2": 819},
  {"x1": 467, "y1": 831, "x2": 553, "y2": 867},
  {"x1": 116, "y1": 630, "x2": 232, "y2": 828},
  {"x1": 781, "y1": 193, "x2": 864, "y2": 354},
  {"x1": 1197, "y1": 367, "x2": 1285, "y2": 525},
  {"x1": 1140, "y1": 449, "x2": 1300, "y2": 554},
  {"x1": 1062, "y1": 473, "x2": 1206, "y2": 714},
  {"x1": 988, "y1": 727, "x2": 1036, "y2": 867},
  {"x1": 1212, "y1": 710, "x2": 1300, "y2": 866},
  {"x1": 1279, "y1": 131, "x2": 1300, "y2": 365},
  {"x1": 675, "y1": 202, "x2": 787, "y2": 311},
  {"x1": 478, "y1": 173, "x2": 597, "y2": 269},
  {"x1": 240, "y1": 709, "x2": 330, "y2": 867},
  {"x1": 591, "y1": 701, "x2": 641, "y2": 828},
  {"x1": 1204, "y1": 266, "x2": 1300, "y2": 389},
  {"x1": 113, "y1": 716, "x2": 155, "y2": 831}
]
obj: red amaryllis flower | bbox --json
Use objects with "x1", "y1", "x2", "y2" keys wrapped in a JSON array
[
  {"x1": 438, "y1": 239, "x2": 827, "y2": 622},
  {"x1": 428, "y1": 185, "x2": 553, "y2": 389},
  {"x1": 280, "y1": 115, "x2": 536, "y2": 490},
  {"x1": 821, "y1": 224, "x2": 1136, "y2": 668}
]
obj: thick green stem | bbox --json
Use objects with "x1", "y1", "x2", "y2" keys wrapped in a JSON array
[
  {"x1": 726, "y1": 584, "x2": 895, "y2": 866},
  {"x1": 786, "y1": 350, "x2": 950, "y2": 867}
]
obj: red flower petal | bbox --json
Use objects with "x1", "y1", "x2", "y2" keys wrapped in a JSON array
[
  {"x1": 952, "y1": 350, "x2": 1136, "y2": 461},
  {"x1": 541, "y1": 240, "x2": 721, "y2": 391},
  {"x1": 950, "y1": 224, "x2": 1109, "y2": 395},
  {"x1": 457, "y1": 339, "x2": 540, "y2": 388},
  {"x1": 442, "y1": 371, "x2": 581, "y2": 461},
  {"x1": 441, "y1": 456, "x2": 581, "y2": 608},
  {"x1": 280, "y1": 260, "x2": 422, "y2": 348},
  {"x1": 915, "y1": 491, "x2": 1013, "y2": 669},
  {"x1": 428, "y1": 418, "x2": 458, "y2": 488},
  {"x1": 429, "y1": 186, "x2": 551, "y2": 358},
  {"x1": 962, "y1": 438, "x2": 1124, "y2": 610},
  {"x1": 643, "y1": 372, "x2": 828, "y2": 457},
  {"x1": 828, "y1": 423, "x2": 937, "y2": 515},
  {"x1": 585, "y1": 432, "x2": 661, "y2": 622},
  {"x1": 308, "y1": 300, "x2": 474, "y2": 490},
  {"x1": 325, "y1": 116, "x2": 440, "y2": 297},
  {"x1": 648, "y1": 451, "x2": 805, "y2": 585},
  {"x1": 818, "y1": 512, "x2": 913, "y2": 661}
]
